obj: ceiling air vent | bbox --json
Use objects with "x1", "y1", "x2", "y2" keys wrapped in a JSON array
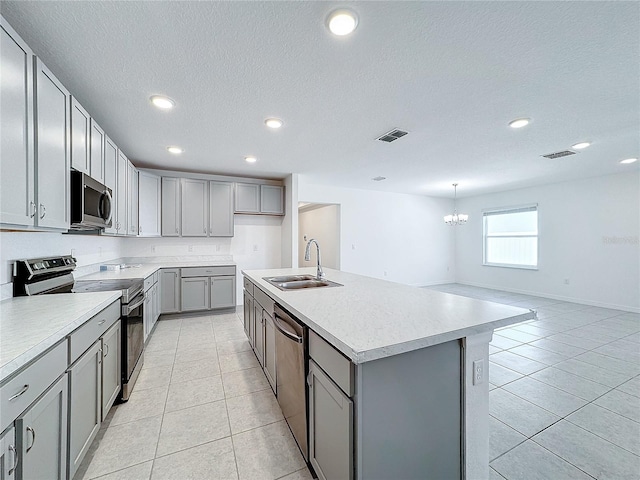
[
  {"x1": 542, "y1": 150, "x2": 577, "y2": 159},
  {"x1": 377, "y1": 129, "x2": 409, "y2": 143}
]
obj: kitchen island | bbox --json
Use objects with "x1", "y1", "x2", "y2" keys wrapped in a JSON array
[{"x1": 243, "y1": 268, "x2": 535, "y2": 480}]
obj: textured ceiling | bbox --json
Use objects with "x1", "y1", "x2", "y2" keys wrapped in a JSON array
[{"x1": 2, "y1": 1, "x2": 638, "y2": 197}]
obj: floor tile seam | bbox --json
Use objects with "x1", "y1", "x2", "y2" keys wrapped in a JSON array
[
  {"x1": 169, "y1": 371, "x2": 222, "y2": 384},
  {"x1": 151, "y1": 433, "x2": 234, "y2": 461},
  {"x1": 230, "y1": 417, "x2": 285, "y2": 437},
  {"x1": 85, "y1": 459, "x2": 154, "y2": 480},
  {"x1": 219, "y1": 363, "x2": 262, "y2": 375},
  {"x1": 487, "y1": 436, "x2": 528, "y2": 464},
  {"x1": 221, "y1": 384, "x2": 242, "y2": 480},
  {"x1": 151, "y1": 360, "x2": 175, "y2": 460},
  {"x1": 223, "y1": 385, "x2": 272, "y2": 400},
  {"x1": 516, "y1": 433, "x2": 599, "y2": 480},
  {"x1": 497, "y1": 383, "x2": 585, "y2": 419},
  {"x1": 562, "y1": 417, "x2": 640, "y2": 458},
  {"x1": 274, "y1": 467, "x2": 311, "y2": 480},
  {"x1": 552, "y1": 361, "x2": 633, "y2": 389},
  {"x1": 528, "y1": 370, "x2": 615, "y2": 402},
  {"x1": 569, "y1": 355, "x2": 640, "y2": 378},
  {"x1": 163, "y1": 396, "x2": 227, "y2": 415}
]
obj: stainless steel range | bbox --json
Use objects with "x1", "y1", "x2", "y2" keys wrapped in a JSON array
[
  {"x1": 13, "y1": 256, "x2": 145, "y2": 401},
  {"x1": 74, "y1": 278, "x2": 145, "y2": 401}
]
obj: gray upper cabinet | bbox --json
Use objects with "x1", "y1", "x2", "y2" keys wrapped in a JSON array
[
  {"x1": 128, "y1": 162, "x2": 139, "y2": 236},
  {"x1": 161, "y1": 177, "x2": 181, "y2": 236},
  {"x1": 89, "y1": 119, "x2": 105, "y2": 184},
  {"x1": 16, "y1": 374, "x2": 68, "y2": 480},
  {"x1": 209, "y1": 181, "x2": 234, "y2": 237},
  {"x1": 235, "y1": 183, "x2": 260, "y2": 213},
  {"x1": 260, "y1": 185, "x2": 284, "y2": 215},
  {"x1": 103, "y1": 136, "x2": 118, "y2": 235},
  {"x1": 70, "y1": 97, "x2": 90, "y2": 174},
  {"x1": 0, "y1": 18, "x2": 34, "y2": 228},
  {"x1": 235, "y1": 183, "x2": 284, "y2": 215},
  {"x1": 115, "y1": 150, "x2": 128, "y2": 235},
  {"x1": 181, "y1": 178, "x2": 208, "y2": 236},
  {"x1": 138, "y1": 171, "x2": 161, "y2": 237},
  {"x1": 34, "y1": 59, "x2": 70, "y2": 230}
]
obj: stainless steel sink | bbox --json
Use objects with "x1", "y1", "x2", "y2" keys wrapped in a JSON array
[{"x1": 263, "y1": 276, "x2": 342, "y2": 291}]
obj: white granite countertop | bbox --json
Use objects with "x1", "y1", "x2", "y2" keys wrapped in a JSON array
[
  {"x1": 76, "y1": 261, "x2": 236, "y2": 281},
  {"x1": 243, "y1": 268, "x2": 535, "y2": 364},
  {"x1": 0, "y1": 292, "x2": 121, "y2": 381}
]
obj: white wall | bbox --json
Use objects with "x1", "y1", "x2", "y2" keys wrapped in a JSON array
[
  {"x1": 298, "y1": 204, "x2": 340, "y2": 270},
  {"x1": 298, "y1": 176, "x2": 456, "y2": 286},
  {"x1": 121, "y1": 215, "x2": 282, "y2": 303},
  {"x1": 455, "y1": 172, "x2": 640, "y2": 311},
  {"x1": 0, "y1": 231, "x2": 123, "y2": 299}
]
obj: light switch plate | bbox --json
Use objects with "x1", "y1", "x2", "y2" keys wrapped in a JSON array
[{"x1": 473, "y1": 359, "x2": 484, "y2": 385}]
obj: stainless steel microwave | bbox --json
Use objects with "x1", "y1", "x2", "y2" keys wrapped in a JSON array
[{"x1": 70, "y1": 171, "x2": 113, "y2": 230}]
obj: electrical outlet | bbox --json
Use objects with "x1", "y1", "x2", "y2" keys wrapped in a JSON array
[
  {"x1": 253, "y1": 244, "x2": 259, "y2": 252},
  {"x1": 151, "y1": 246, "x2": 156, "y2": 253},
  {"x1": 352, "y1": 244, "x2": 356, "y2": 250},
  {"x1": 564, "y1": 278, "x2": 570, "y2": 285},
  {"x1": 188, "y1": 245, "x2": 193, "y2": 252},
  {"x1": 473, "y1": 359, "x2": 484, "y2": 385}
]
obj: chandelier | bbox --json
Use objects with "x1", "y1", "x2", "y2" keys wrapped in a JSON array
[{"x1": 444, "y1": 183, "x2": 468, "y2": 226}]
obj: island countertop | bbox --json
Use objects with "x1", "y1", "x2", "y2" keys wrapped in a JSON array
[{"x1": 243, "y1": 268, "x2": 535, "y2": 364}]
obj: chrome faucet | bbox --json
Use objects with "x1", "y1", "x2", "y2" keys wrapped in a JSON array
[{"x1": 304, "y1": 239, "x2": 324, "y2": 280}]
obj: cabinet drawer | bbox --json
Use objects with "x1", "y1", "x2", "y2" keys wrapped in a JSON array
[
  {"x1": 144, "y1": 275, "x2": 153, "y2": 292},
  {"x1": 0, "y1": 340, "x2": 67, "y2": 432},
  {"x1": 309, "y1": 330, "x2": 354, "y2": 397},
  {"x1": 253, "y1": 286, "x2": 274, "y2": 314},
  {"x1": 243, "y1": 276, "x2": 254, "y2": 296},
  {"x1": 181, "y1": 266, "x2": 236, "y2": 277},
  {"x1": 68, "y1": 301, "x2": 120, "y2": 364}
]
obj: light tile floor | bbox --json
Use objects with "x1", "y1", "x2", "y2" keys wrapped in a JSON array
[
  {"x1": 428, "y1": 284, "x2": 640, "y2": 480},
  {"x1": 75, "y1": 311, "x2": 312, "y2": 480},
  {"x1": 76, "y1": 286, "x2": 639, "y2": 480}
]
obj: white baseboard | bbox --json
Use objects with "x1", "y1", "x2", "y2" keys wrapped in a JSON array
[{"x1": 456, "y1": 280, "x2": 639, "y2": 314}]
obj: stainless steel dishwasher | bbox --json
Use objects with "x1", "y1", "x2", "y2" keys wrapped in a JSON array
[{"x1": 274, "y1": 304, "x2": 308, "y2": 460}]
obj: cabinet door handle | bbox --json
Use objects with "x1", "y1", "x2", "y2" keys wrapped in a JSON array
[
  {"x1": 26, "y1": 426, "x2": 35, "y2": 453},
  {"x1": 39, "y1": 204, "x2": 46, "y2": 219},
  {"x1": 98, "y1": 319, "x2": 106, "y2": 325},
  {"x1": 204, "y1": 228, "x2": 206, "y2": 233},
  {"x1": 175, "y1": 227, "x2": 178, "y2": 233},
  {"x1": 8, "y1": 444, "x2": 18, "y2": 475},
  {"x1": 104, "y1": 344, "x2": 109, "y2": 357},
  {"x1": 8, "y1": 384, "x2": 29, "y2": 401},
  {"x1": 30, "y1": 201, "x2": 36, "y2": 218}
]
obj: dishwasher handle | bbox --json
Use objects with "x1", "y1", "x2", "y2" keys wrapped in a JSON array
[{"x1": 273, "y1": 314, "x2": 303, "y2": 344}]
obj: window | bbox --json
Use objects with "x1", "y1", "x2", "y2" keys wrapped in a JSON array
[{"x1": 483, "y1": 205, "x2": 538, "y2": 269}]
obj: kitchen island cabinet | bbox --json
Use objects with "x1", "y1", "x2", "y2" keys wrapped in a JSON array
[{"x1": 243, "y1": 268, "x2": 535, "y2": 480}]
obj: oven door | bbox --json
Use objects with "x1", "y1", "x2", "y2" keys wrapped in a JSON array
[{"x1": 122, "y1": 292, "x2": 144, "y2": 385}]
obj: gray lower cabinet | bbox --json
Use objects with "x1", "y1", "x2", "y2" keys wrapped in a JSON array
[
  {"x1": 253, "y1": 303, "x2": 265, "y2": 368},
  {"x1": 16, "y1": 374, "x2": 68, "y2": 480},
  {"x1": 143, "y1": 290, "x2": 153, "y2": 342},
  {"x1": 101, "y1": 321, "x2": 121, "y2": 421},
  {"x1": 210, "y1": 275, "x2": 235, "y2": 309},
  {"x1": 263, "y1": 312, "x2": 276, "y2": 392},
  {"x1": 181, "y1": 277, "x2": 209, "y2": 311},
  {"x1": 0, "y1": 425, "x2": 16, "y2": 480},
  {"x1": 160, "y1": 269, "x2": 180, "y2": 313},
  {"x1": 68, "y1": 341, "x2": 101, "y2": 479},
  {"x1": 308, "y1": 359, "x2": 353, "y2": 480},
  {"x1": 243, "y1": 290, "x2": 253, "y2": 346}
]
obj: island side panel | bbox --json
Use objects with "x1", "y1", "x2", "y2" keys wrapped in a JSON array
[{"x1": 355, "y1": 339, "x2": 462, "y2": 480}]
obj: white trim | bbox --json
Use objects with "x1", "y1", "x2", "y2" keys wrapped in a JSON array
[
  {"x1": 483, "y1": 263, "x2": 538, "y2": 271},
  {"x1": 455, "y1": 280, "x2": 639, "y2": 313},
  {"x1": 481, "y1": 203, "x2": 538, "y2": 214}
]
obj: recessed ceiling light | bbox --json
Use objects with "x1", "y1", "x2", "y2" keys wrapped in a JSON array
[
  {"x1": 572, "y1": 142, "x2": 591, "y2": 150},
  {"x1": 264, "y1": 118, "x2": 283, "y2": 129},
  {"x1": 509, "y1": 118, "x2": 530, "y2": 129},
  {"x1": 327, "y1": 9, "x2": 358, "y2": 36},
  {"x1": 150, "y1": 95, "x2": 175, "y2": 110},
  {"x1": 620, "y1": 157, "x2": 638, "y2": 164},
  {"x1": 166, "y1": 146, "x2": 183, "y2": 154},
  {"x1": 245, "y1": 156, "x2": 257, "y2": 163}
]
